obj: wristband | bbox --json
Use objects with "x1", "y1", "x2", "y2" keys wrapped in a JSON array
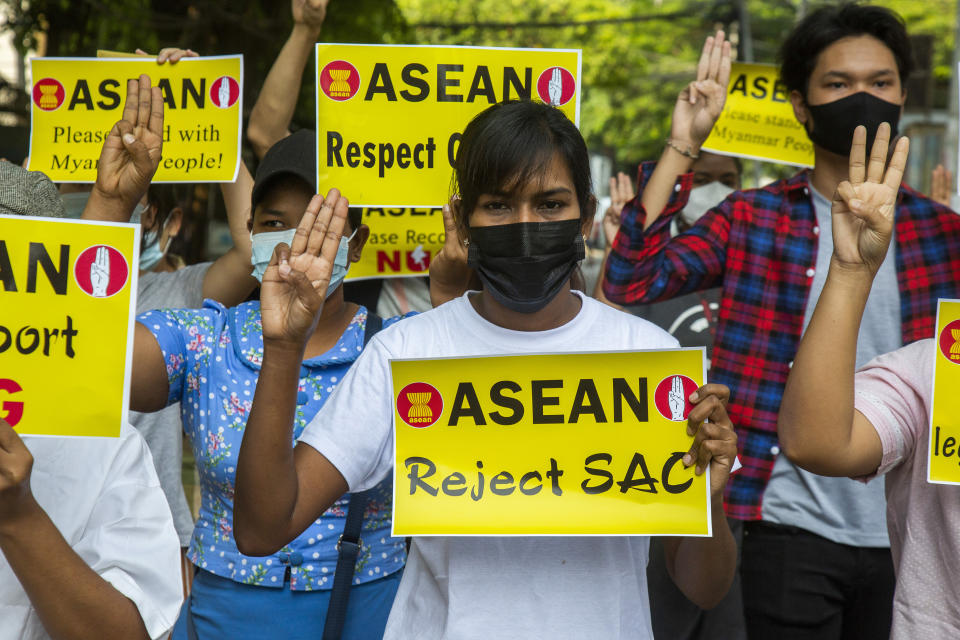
[{"x1": 665, "y1": 138, "x2": 700, "y2": 159}]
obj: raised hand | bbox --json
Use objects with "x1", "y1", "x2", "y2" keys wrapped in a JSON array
[
  {"x1": 548, "y1": 67, "x2": 563, "y2": 106},
  {"x1": 135, "y1": 47, "x2": 198, "y2": 64},
  {"x1": 91, "y1": 246, "x2": 110, "y2": 297},
  {"x1": 259, "y1": 189, "x2": 348, "y2": 350},
  {"x1": 931, "y1": 163, "x2": 952, "y2": 207},
  {"x1": 682, "y1": 384, "x2": 737, "y2": 499},
  {"x1": 91, "y1": 74, "x2": 164, "y2": 218},
  {"x1": 831, "y1": 123, "x2": 909, "y2": 274},
  {"x1": 668, "y1": 375, "x2": 686, "y2": 421},
  {"x1": 670, "y1": 31, "x2": 732, "y2": 152},
  {"x1": 428, "y1": 198, "x2": 474, "y2": 306},
  {"x1": 602, "y1": 171, "x2": 635, "y2": 247},
  {"x1": 292, "y1": 0, "x2": 329, "y2": 32}
]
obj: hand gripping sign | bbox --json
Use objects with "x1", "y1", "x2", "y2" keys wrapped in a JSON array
[
  {"x1": 315, "y1": 44, "x2": 581, "y2": 208},
  {"x1": 28, "y1": 55, "x2": 243, "y2": 183},
  {"x1": 927, "y1": 300, "x2": 960, "y2": 484},
  {"x1": 701, "y1": 62, "x2": 814, "y2": 168},
  {"x1": 0, "y1": 215, "x2": 139, "y2": 437},
  {"x1": 390, "y1": 348, "x2": 711, "y2": 536}
]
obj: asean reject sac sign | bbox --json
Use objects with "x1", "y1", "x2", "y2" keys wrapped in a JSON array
[
  {"x1": 315, "y1": 44, "x2": 581, "y2": 208},
  {"x1": 28, "y1": 55, "x2": 244, "y2": 183},
  {"x1": 390, "y1": 349, "x2": 711, "y2": 537},
  {"x1": 0, "y1": 215, "x2": 139, "y2": 438}
]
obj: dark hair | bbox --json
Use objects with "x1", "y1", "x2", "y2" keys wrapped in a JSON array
[
  {"x1": 778, "y1": 3, "x2": 912, "y2": 99},
  {"x1": 452, "y1": 100, "x2": 593, "y2": 230},
  {"x1": 347, "y1": 206, "x2": 362, "y2": 233},
  {"x1": 145, "y1": 183, "x2": 192, "y2": 255}
]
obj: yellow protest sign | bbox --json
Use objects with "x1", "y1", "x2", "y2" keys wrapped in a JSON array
[
  {"x1": 28, "y1": 56, "x2": 243, "y2": 183},
  {"x1": 347, "y1": 207, "x2": 443, "y2": 280},
  {"x1": 0, "y1": 215, "x2": 138, "y2": 438},
  {"x1": 391, "y1": 349, "x2": 711, "y2": 536},
  {"x1": 701, "y1": 62, "x2": 814, "y2": 168},
  {"x1": 928, "y1": 299, "x2": 960, "y2": 483},
  {"x1": 315, "y1": 44, "x2": 581, "y2": 207}
]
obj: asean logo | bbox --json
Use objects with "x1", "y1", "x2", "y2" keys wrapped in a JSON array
[
  {"x1": 397, "y1": 382, "x2": 443, "y2": 428},
  {"x1": 73, "y1": 245, "x2": 129, "y2": 298},
  {"x1": 210, "y1": 76, "x2": 240, "y2": 109},
  {"x1": 536, "y1": 66, "x2": 576, "y2": 107},
  {"x1": 320, "y1": 60, "x2": 360, "y2": 101},
  {"x1": 938, "y1": 319, "x2": 960, "y2": 364},
  {"x1": 653, "y1": 375, "x2": 699, "y2": 422},
  {"x1": 32, "y1": 78, "x2": 65, "y2": 111}
]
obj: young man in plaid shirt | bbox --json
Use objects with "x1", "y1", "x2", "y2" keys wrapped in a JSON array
[{"x1": 604, "y1": 5, "x2": 960, "y2": 638}]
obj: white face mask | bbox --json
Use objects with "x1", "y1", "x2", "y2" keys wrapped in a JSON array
[{"x1": 680, "y1": 181, "x2": 736, "y2": 227}]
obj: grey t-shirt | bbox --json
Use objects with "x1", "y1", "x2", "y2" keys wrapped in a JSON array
[
  {"x1": 132, "y1": 262, "x2": 211, "y2": 546},
  {"x1": 762, "y1": 184, "x2": 900, "y2": 547}
]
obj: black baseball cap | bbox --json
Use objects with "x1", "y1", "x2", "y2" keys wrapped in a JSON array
[{"x1": 251, "y1": 129, "x2": 316, "y2": 210}]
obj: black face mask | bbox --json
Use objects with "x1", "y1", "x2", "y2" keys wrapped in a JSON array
[
  {"x1": 805, "y1": 91, "x2": 901, "y2": 156},
  {"x1": 467, "y1": 219, "x2": 585, "y2": 313}
]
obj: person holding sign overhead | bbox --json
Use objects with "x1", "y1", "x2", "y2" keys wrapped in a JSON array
[
  {"x1": 233, "y1": 100, "x2": 739, "y2": 640},
  {"x1": 604, "y1": 6, "x2": 960, "y2": 637},
  {"x1": 778, "y1": 124, "x2": 960, "y2": 637}
]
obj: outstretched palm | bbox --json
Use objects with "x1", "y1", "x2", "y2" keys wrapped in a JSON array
[
  {"x1": 95, "y1": 75, "x2": 164, "y2": 209},
  {"x1": 260, "y1": 189, "x2": 349, "y2": 348},
  {"x1": 671, "y1": 31, "x2": 732, "y2": 148},
  {"x1": 831, "y1": 123, "x2": 909, "y2": 275}
]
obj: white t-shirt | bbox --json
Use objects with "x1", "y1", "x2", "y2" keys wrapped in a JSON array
[
  {"x1": 299, "y1": 291, "x2": 678, "y2": 640},
  {"x1": 0, "y1": 423, "x2": 183, "y2": 640}
]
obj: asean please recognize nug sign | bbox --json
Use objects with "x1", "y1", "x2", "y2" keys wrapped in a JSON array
[
  {"x1": 0, "y1": 215, "x2": 139, "y2": 438},
  {"x1": 315, "y1": 43, "x2": 582, "y2": 208},
  {"x1": 390, "y1": 349, "x2": 711, "y2": 536}
]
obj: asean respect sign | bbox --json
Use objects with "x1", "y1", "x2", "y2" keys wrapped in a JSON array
[
  {"x1": 701, "y1": 62, "x2": 814, "y2": 168},
  {"x1": 390, "y1": 348, "x2": 711, "y2": 536},
  {"x1": 316, "y1": 44, "x2": 581, "y2": 208},
  {"x1": 928, "y1": 299, "x2": 960, "y2": 484},
  {"x1": 0, "y1": 215, "x2": 138, "y2": 437},
  {"x1": 28, "y1": 55, "x2": 243, "y2": 183}
]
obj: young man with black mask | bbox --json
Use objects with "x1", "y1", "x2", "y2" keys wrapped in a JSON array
[{"x1": 604, "y1": 5, "x2": 960, "y2": 638}]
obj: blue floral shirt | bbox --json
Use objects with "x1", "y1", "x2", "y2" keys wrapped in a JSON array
[{"x1": 138, "y1": 300, "x2": 406, "y2": 590}]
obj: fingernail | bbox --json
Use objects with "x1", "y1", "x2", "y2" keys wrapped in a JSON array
[
  {"x1": 690, "y1": 391, "x2": 699, "y2": 401},
  {"x1": 683, "y1": 454, "x2": 692, "y2": 466},
  {"x1": 696, "y1": 466, "x2": 703, "y2": 476},
  {"x1": 123, "y1": 133, "x2": 136, "y2": 145},
  {"x1": 851, "y1": 199, "x2": 863, "y2": 209},
  {"x1": 279, "y1": 263, "x2": 291, "y2": 276}
]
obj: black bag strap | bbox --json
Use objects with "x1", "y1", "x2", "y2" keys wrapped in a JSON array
[{"x1": 321, "y1": 311, "x2": 383, "y2": 640}]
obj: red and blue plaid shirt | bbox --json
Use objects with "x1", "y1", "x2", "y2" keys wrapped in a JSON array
[{"x1": 604, "y1": 161, "x2": 960, "y2": 520}]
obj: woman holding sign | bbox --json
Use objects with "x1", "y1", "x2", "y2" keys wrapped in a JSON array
[
  {"x1": 129, "y1": 130, "x2": 407, "y2": 639},
  {"x1": 234, "y1": 100, "x2": 738, "y2": 639}
]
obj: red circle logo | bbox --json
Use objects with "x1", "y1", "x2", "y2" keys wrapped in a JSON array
[
  {"x1": 653, "y1": 375, "x2": 699, "y2": 422},
  {"x1": 210, "y1": 76, "x2": 240, "y2": 109},
  {"x1": 320, "y1": 60, "x2": 361, "y2": 101},
  {"x1": 74, "y1": 245, "x2": 129, "y2": 298},
  {"x1": 536, "y1": 66, "x2": 576, "y2": 106},
  {"x1": 397, "y1": 382, "x2": 443, "y2": 428},
  {"x1": 939, "y1": 319, "x2": 960, "y2": 364},
  {"x1": 33, "y1": 78, "x2": 65, "y2": 111}
]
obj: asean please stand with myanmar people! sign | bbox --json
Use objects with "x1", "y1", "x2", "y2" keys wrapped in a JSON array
[
  {"x1": 390, "y1": 349, "x2": 712, "y2": 536},
  {"x1": 27, "y1": 55, "x2": 243, "y2": 183}
]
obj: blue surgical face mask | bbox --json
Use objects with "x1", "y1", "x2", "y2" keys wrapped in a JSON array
[
  {"x1": 326, "y1": 229, "x2": 357, "y2": 299},
  {"x1": 130, "y1": 202, "x2": 169, "y2": 272},
  {"x1": 250, "y1": 228, "x2": 298, "y2": 283},
  {"x1": 139, "y1": 229, "x2": 170, "y2": 272},
  {"x1": 249, "y1": 227, "x2": 357, "y2": 296}
]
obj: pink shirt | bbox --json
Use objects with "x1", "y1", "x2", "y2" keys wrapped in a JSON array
[{"x1": 854, "y1": 338, "x2": 960, "y2": 638}]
